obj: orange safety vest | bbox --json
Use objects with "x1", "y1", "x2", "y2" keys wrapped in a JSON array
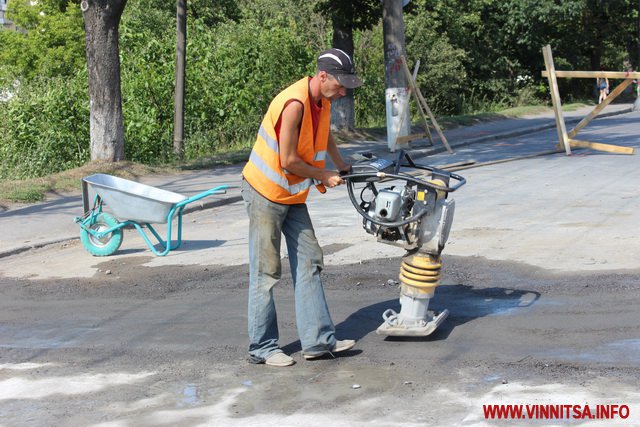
[{"x1": 242, "y1": 77, "x2": 331, "y2": 204}]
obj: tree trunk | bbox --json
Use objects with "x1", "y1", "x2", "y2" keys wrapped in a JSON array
[
  {"x1": 82, "y1": 0, "x2": 127, "y2": 162},
  {"x1": 330, "y1": 12, "x2": 355, "y2": 132}
]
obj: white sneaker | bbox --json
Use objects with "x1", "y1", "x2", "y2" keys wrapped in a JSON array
[
  {"x1": 303, "y1": 339, "x2": 356, "y2": 360},
  {"x1": 265, "y1": 352, "x2": 295, "y2": 367},
  {"x1": 334, "y1": 339, "x2": 356, "y2": 353}
]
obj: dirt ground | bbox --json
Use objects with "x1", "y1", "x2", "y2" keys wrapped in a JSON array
[{"x1": 2, "y1": 246, "x2": 640, "y2": 426}]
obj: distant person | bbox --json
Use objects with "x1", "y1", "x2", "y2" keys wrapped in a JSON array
[
  {"x1": 623, "y1": 58, "x2": 638, "y2": 96},
  {"x1": 597, "y1": 66, "x2": 609, "y2": 104},
  {"x1": 623, "y1": 58, "x2": 632, "y2": 74},
  {"x1": 240, "y1": 48, "x2": 362, "y2": 367}
]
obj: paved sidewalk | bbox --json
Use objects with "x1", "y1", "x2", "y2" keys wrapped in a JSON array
[{"x1": 0, "y1": 103, "x2": 633, "y2": 258}]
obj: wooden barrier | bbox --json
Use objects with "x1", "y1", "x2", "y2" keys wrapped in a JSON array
[{"x1": 541, "y1": 45, "x2": 638, "y2": 155}]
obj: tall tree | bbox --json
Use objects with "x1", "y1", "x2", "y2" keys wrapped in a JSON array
[
  {"x1": 81, "y1": 0, "x2": 127, "y2": 162},
  {"x1": 315, "y1": 0, "x2": 380, "y2": 131}
]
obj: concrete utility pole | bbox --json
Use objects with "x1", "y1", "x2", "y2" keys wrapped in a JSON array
[
  {"x1": 173, "y1": 0, "x2": 187, "y2": 157},
  {"x1": 382, "y1": 0, "x2": 410, "y2": 152}
]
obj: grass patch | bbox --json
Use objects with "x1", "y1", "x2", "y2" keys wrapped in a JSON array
[
  {"x1": 0, "y1": 150, "x2": 258, "y2": 207},
  {"x1": 5, "y1": 187, "x2": 47, "y2": 203},
  {"x1": 498, "y1": 105, "x2": 553, "y2": 117},
  {"x1": 437, "y1": 112, "x2": 507, "y2": 129},
  {"x1": 561, "y1": 102, "x2": 590, "y2": 112}
]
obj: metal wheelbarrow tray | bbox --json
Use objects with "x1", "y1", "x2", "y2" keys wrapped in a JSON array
[{"x1": 75, "y1": 174, "x2": 228, "y2": 256}]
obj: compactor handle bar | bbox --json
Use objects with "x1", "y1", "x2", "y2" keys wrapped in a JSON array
[
  {"x1": 340, "y1": 170, "x2": 466, "y2": 193},
  {"x1": 339, "y1": 152, "x2": 466, "y2": 228}
]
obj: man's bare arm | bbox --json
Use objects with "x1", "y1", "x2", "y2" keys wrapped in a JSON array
[{"x1": 278, "y1": 102, "x2": 343, "y2": 188}]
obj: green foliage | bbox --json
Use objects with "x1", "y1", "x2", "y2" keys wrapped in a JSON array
[
  {"x1": 0, "y1": 0, "x2": 88, "y2": 179},
  {"x1": 0, "y1": 0, "x2": 85, "y2": 84},
  {"x1": 0, "y1": 72, "x2": 90, "y2": 179},
  {"x1": 405, "y1": 11, "x2": 468, "y2": 115},
  {"x1": 119, "y1": 2, "x2": 176, "y2": 163},
  {"x1": 189, "y1": 0, "x2": 241, "y2": 25},
  {"x1": 0, "y1": 0, "x2": 330, "y2": 176},
  {"x1": 117, "y1": 0, "x2": 322, "y2": 162},
  {"x1": 314, "y1": 0, "x2": 381, "y2": 32},
  {"x1": 183, "y1": 17, "x2": 316, "y2": 158},
  {"x1": 352, "y1": 22, "x2": 385, "y2": 127}
]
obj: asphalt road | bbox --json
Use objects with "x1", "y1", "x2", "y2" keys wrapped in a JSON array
[{"x1": 1, "y1": 110, "x2": 640, "y2": 426}]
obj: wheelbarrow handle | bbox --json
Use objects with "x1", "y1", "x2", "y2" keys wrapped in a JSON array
[{"x1": 176, "y1": 185, "x2": 229, "y2": 208}]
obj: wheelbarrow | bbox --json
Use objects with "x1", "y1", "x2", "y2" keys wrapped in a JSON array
[{"x1": 74, "y1": 174, "x2": 228, "y2": 256}]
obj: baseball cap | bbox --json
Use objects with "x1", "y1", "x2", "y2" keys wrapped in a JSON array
[{"x1": 317, "y1": 48, "x2": 363, "y2": 89}]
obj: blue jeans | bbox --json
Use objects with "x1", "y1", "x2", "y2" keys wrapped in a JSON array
[{"x1": 241, "y1": 179, "x2": 337, "y2": 362}]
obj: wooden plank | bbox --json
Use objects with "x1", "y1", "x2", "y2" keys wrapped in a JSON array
[
  {"x1": 542, "y1": 71, "x2": 640, "y2": 79},
  {"x1": 417, "y1": 88, "x2": 453, "y2": 153},
  {"x1": 567, "y1": 79, "x2": 633, "y2": 138},
  {"x1": 396, "y1": 133, "x2": 427, "y2": 144},
  {"x1": 411, "y1": 89, "x2": 434, "y2": 142},
  {"x1": 397, "y1": 58, "x2": 432, "y2": 129},
  {"x1": 568, "y1": 139, "x2": 634, "y2": 154},
  {"x1": 542, "y1": 45, "x2": 570, "y2": 155},
  {"x1": 400, "y1": 56, "x2": 453, "y2": 153},
  {"x1": 436, "y1": 160, "x2": 477, "y2": 169},
  {"x1": 413, "y1": 60, "x2": 435, "y2": 146}
]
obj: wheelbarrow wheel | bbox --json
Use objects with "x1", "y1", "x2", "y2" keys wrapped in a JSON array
[{"x1": 80, "y1": 213, "x2": 123, "y2": 256}]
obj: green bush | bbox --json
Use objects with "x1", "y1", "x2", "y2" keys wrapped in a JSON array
[
  {"x1": 405, "y1": 13, "x2": 468, "y2": 116},
  {"x1": 182, "y1": 19, "x2": 316, "y2": 158},
  {"x1": 119, "y1": 6, "x2": 176, "y2": 164},
  {"x1": 117, "y1": 1, "x2": 321, "y2": 162},
  {"x1": 0, "y1": 73, "x2": 90, "y2": 179},
  {"x1": 353, "y1": 22, "x2": 386, "y2": 128},
  {"x1": 0, "y1": 0, "x2": 85, "y2": 84}
]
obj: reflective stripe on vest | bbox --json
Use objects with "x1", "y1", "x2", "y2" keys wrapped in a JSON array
[
  {"x1": 258, "y1": 125, "x2": 278, "y2": 153},
  {"x1": 248, "y1": 150, "x2": 313, "y2": 194},
  {"x1": 314, "y1": 151, "x2": 327, "y2": 161}
]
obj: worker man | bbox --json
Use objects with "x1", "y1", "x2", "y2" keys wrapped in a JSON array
[{"x1": 241, "y1": 48, "x2": 362, "y2": 367}]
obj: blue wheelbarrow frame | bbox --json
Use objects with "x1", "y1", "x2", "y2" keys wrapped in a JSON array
[{"x1": 75, "y1": 174, "x2": 228, "y2": 256}]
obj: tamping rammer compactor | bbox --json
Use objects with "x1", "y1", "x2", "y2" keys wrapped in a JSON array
[{"x1": 341, "y1": 152, "x2": 466, "y2": 336}]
